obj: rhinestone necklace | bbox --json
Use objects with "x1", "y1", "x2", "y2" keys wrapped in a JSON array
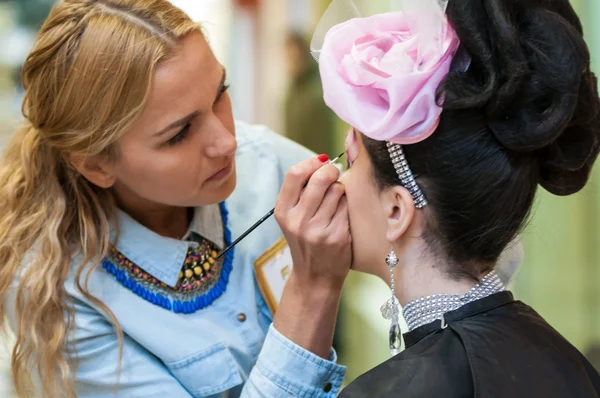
[{"x1": 402, "y1": 270, "x2": 505, "y2": 331}]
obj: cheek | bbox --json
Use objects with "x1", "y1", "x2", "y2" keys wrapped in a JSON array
[
  {"x1": 342, "y1": 168, "x2": 388, "y2": 275},
  {"x1": 115, "y1": 138, "x2": 206, "y2": 205}
]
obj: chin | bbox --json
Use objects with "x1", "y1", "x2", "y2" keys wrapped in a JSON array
[
  {"x1": 221, "y1": 172, "x2": 237, "y2": 200},
  {"x1": 350, "y1": 251, "x2": 388, "y2": 280}
]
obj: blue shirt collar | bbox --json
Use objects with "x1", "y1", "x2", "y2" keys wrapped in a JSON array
[{"x1": 110, "y1": 204, "x2": 224, "y2": 288}]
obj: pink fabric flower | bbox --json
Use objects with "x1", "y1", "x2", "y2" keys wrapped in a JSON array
[{"x1": 319, "y1": 11, "x2": 460, "y2": 144}]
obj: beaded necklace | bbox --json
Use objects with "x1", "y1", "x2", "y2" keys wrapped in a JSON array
[
  {"x1": 402, "y1": 270, "x2": 505, "y2": 331},
  {"x1": 101, "y1": 202, "x2": 234, "y2": 314}
]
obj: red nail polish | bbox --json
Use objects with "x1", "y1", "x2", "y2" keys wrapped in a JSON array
[{"x1": 317, "y1": 154, "x2": 329, "y2": 163}]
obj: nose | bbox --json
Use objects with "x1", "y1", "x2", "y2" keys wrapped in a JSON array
[{"x1": 204, "y1": 115, "x2": 237, "y2": 158}]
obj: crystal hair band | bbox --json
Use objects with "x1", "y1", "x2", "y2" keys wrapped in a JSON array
[{"x1": 387, "y1": 142, "x2": 428, "y2": 208}]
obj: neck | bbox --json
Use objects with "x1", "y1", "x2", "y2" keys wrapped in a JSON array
[
  {"x1": 112, "y1": 187, "x2": 191, "y2": 239},
  {"x1": 389, "y1": 241, "x2": 481, "y2": 307}
]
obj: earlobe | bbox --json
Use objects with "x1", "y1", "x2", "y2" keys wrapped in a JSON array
[
  {"x1": 69, "y1": 153, "x2": 117, "y2": 189},
  {"x1": 383, "y1": 186, "x2": 415, "y2": 242}
]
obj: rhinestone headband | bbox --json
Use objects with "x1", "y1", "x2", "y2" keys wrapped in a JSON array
[{"x1": 386, "y1": 142, "x2": 428, "y2": 209}]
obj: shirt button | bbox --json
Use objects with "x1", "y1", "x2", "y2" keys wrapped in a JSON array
[
  {"x1": 237, "y1": 313, "x2": 247, "y2": 323},
  {"x1": 323, "y1": 383, "x2": 332, "y2": 393}
]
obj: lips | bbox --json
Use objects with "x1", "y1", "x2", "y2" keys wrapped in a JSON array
[{"x1": 207, "y1": 159, "x2": 233, "y2": 181}]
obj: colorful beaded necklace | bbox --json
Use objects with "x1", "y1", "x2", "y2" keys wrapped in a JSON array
[{"x1": 101, "y1": 202, "x2": 234, "y2": 314}]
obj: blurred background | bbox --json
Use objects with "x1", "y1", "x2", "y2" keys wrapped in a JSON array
[{"x1": 0, "y1": 0, "x2": 599, "y2": 395}]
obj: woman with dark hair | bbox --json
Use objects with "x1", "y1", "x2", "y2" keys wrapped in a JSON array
[{"x1": 313, "y1": 0, "x2": 600, "y2": 396}]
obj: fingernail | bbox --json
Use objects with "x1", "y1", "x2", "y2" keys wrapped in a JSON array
[{"x1": 317, "y1": 154, "x2": 329, "y2": 163}]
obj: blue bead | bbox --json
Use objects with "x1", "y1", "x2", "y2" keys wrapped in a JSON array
[
  {"x1": 174, "y1": 301, "x2": 181, "y2": 313},
  {"x1": 166, "y1": 300, "x2": 172, "y2": 311},
  {"x1": 195, "y1": 297, "x2": 202, "y2": 309}
]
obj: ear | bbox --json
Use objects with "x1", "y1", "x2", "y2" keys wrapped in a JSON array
[
  {"x1": 70, "y1": 153, "x2": 117, "y2": 189},
  {"x1": 381, "y1": 186, "x2": 415, "y2": 243}
]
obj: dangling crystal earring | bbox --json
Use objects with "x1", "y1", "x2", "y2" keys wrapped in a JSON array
[{"x1": 380, "y1": 246, "x2": 401, "y2": 356}]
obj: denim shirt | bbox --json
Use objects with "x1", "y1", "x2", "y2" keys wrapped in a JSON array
[{"x1": 7, "y1": 121, "x2": 346, "y2": 397}]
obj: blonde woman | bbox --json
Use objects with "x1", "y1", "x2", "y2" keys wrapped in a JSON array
[{"x1": 0, "y1": 1, "x2": 351, "y2": 397}]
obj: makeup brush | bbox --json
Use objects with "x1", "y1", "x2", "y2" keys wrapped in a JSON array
[{"x1": 216, "y1": 152, "x2": 345, "y2": 259}]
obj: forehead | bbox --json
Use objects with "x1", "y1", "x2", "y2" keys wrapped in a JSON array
[{"x1": 139, "y1": 32, "x2": 221, "y2": 127}]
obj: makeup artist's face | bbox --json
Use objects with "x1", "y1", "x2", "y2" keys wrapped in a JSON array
[
  {"x1": 111, "y1": 32, "x2": 237, "y2": 209},
  {"x1": 340, "y1": 128, "x2": 393, "y2": 279}
]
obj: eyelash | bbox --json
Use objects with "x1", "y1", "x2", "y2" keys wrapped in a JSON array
[
  {"x1": 220, "y1": 84, "x2": 230, "y2": 97},
  {"x1": 167, "y1": 123, "x2": 191, "y2": 146},
  {"x1": 166, "y1": 83, "x2": 230, "y2": 147}
]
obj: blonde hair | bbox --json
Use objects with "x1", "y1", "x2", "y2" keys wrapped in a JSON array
[{"x1": 0, "y1": 1, "x2": 199, "y2": 396}]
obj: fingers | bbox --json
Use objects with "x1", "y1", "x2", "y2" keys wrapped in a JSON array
[
  {"x1": 277, "y1": 156, "x2": 329, "y2": 212},
  {"x1": 296, "y1": 164, "x2": 341, "y2": 218},
  {"x1": 326, "y1": 195, "x2": 351, "y2": 244},
  {"x1": 313, "y1": 181, "x2": 345, "y2": 224}
]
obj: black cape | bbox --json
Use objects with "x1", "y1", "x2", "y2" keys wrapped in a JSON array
[{"x1": 340, "y1": 292, "x2": 600, "y2": 398}]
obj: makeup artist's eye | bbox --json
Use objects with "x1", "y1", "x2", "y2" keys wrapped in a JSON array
[{"x1": 166, "y1": 123, "x2": 191, "y2": 146}]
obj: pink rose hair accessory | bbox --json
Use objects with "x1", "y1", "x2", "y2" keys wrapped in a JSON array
[{"x1": 311, "y1": 0, "x2": 464, "y2": 209}]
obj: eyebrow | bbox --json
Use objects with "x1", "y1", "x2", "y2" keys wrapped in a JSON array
[
  {"x1": 152, "y1": 68, "x2": 227, "y2": 138},
  {"x1": 153, "y1": 111, "x2": 200, "y2": 137}
]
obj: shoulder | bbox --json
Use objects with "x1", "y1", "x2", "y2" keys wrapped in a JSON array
[
  {"x1": 235, "y1": 120, "x2": 315, "y2": 168},
  {"x1": 226, "y1": 122, "x2": 314, "y2": 262},
  {"x1": 341, "y1": 330, "x2": 473, "y2": 398},
  {"x1": 453, "y1": 303, "x2": 600, "y2": 397},
  {"x1": 230, "y1": 120, "x2": 314, "y2": 219}
]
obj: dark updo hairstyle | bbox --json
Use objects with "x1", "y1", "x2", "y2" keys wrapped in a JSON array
[{"x1": 364, "y1": 0, "x2": 600, "y2": 279}]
